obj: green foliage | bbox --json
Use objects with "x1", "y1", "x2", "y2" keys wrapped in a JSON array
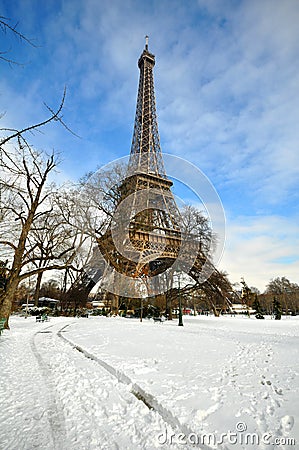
[
  {"x1": 273, "y1": 297, "x2": 282, "y2": 320},
  {"x1": 252, "y1": 294, "x2": 264, "y2": 319}
]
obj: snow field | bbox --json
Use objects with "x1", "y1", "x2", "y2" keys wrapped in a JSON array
[
  {"x1": 64, "y1": 315, "x2": 299, "y2": 449},
  {"x1": 0, "y1": 315, "x2": 298, "y2": 449},
  {"x1": 1, "y1": 318, "x2": 181, "y2": 450}
]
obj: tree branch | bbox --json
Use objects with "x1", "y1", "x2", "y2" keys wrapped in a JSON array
[{"x1": 0, "y1": 88, "x2": 67, "y2": 147}]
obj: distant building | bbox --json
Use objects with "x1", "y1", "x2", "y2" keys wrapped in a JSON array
[
  {"x1": 38, "y1": 297, "x2": 60, "y2": 309},
  {"x1": 91, "y1": 301, "x2": 106, "y2": 309},
  {"x1": 229, "y1": 303, "x2": 255, "y2": 315}
]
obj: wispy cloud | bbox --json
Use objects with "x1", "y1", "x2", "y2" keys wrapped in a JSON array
[{"x1": 220, "y1": 214, "x2": 299, "y2": 290}]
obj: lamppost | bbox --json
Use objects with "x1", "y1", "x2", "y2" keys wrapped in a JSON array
[
  {"x1": 25, "y1": 276, "x2": 31, "y2": 319},
  {"x1": 177, "y1": 272, "x2": 183, "y2": 327},
  {"x1": 140, "y1": 296, "x2": 143, "y2": 322}
]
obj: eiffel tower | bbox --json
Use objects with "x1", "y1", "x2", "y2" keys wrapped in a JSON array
[
  {"x1": 97, "y1": 37, "x2": 203, "y2": 284},
  {"x1": 68, "y1": 38, "x2": 230, "y2": 307}
]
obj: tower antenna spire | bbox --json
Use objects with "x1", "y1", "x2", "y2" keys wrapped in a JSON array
[{"x1": 128, "y1": 36, "x2": 166, "y2": 177}]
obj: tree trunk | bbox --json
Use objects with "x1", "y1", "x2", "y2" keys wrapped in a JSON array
[
  {"x1": 210, "y1": 301, "x2": 220, "y2": 317},
  {"x1": 33, "y1": 272, "x2": 43, "y2": 306},
  {"x1": 166, "y1": 293, "x2": 173, "y2": 320},
  {"x1": 0, "y1": 276, "x2": 20, "y2": 328},
  {"x1": 0, "y1": 292, "x2": 14, "y2": 329}
]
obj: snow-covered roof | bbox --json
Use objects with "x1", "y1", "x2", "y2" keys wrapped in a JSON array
[
  {"x1": 38, "y1": 297, "x2": 59, "y2": 303},
  {"x1": 91, "y1": 301, "x2": 106, "y2": 307},
  {"x1": 229, "y1": 304, "x2": 255, "y2": 313}
]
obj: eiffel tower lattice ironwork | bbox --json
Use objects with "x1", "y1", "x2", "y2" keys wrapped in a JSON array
[{"x1": 97, "y1": 38, "x2": 204, "y2": 281}]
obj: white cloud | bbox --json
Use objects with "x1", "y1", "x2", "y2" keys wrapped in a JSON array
[{"x1": 220, "y1": 214, "x2": 299, "y2": 291}]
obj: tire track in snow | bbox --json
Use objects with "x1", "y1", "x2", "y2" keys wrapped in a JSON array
[
  {"x1": 30, "y1": 326, "x2": 67, "y2": 450},
  {"x1": 31, "y1": 321, "x2": 185, "y2": 449},
  {"x1": 58, "y1": 323, "x2": 215, "y2": 450}
]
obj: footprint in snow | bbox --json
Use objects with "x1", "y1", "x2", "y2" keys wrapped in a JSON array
[
  {"x1": 274, "y1": 387, "x2": 283, "y2": 395},
  {"x1": 266, "y1": 405, "x2": 275, "y2": 416},
  {"x1": 280, "y1": 415, "x2": 294, "y2": 432}
]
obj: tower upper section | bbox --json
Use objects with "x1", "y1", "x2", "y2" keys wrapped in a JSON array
[{"x1": 128, "y1": 37, "x2": 167, "y2": 178}]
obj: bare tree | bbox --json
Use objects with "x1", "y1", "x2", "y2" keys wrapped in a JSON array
[
  {"x1": 0, "y1": 14, "x2": 86, "y2": 327},
  {"x1": 265, "y1": 277, "x2": 299, "y2": 316},
  {"x1": 52, "y1": 164, "x2": 127, "y2": 300},
  {"x1": 180, "y1": 204, "x2": 216, "y2": 255},
  {"x1": 0, "y1": 15, "x2": 36, "y2": 66},
  {"x1": 0, "y1": 140, "x2": 88, "y2": 326},
  {"x1": 29, "y1": 199, "x2": 92, "y2": 305},
  {"x1": 79, "y1": 162, "x2": 127, "y2": 231},
  {"x1": 193, "y1": 270, "x2": 232, "y2": 316}
]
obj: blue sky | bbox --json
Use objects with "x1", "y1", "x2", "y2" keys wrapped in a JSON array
[{"x1": 1, "y1": 0, "x2": 299, "y2": 291}]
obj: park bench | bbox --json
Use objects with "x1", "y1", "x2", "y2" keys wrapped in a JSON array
[
  {"x1": 36, "y1": 314, "x2": 50, "y2": 323},
  {"x1": 153, "y1": 317, "x2": 164, "y2": 323},
  {"x1": 0, "y1": 318, "x2": 6, "y2": 335}
]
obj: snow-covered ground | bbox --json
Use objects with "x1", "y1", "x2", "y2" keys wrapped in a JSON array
[{"x1": 0, "y1": 315, "x2": 298, "y2": 450}]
